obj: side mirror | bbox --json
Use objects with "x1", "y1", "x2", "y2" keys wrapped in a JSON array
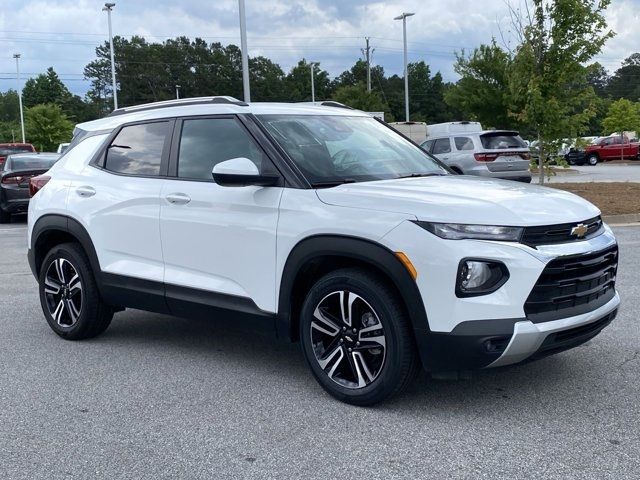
[{"x1": 212, "y1": 157, "x2": 279, "y2": 187}]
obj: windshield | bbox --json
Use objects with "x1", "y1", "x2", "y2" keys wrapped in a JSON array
[{"x1": 257, "y1": 115, "x2": 448, "y2": 185}]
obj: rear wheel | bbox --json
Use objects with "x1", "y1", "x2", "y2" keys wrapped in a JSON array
[
  {"x1": 587, "y1": 154, "x2": 599, "y2": 166},
  {"x1": 38, "y1": 243, "x2": 113, "y2": 340},
  {"x1": 300, "y1": 268, "x2": 419, "y2": 405}
]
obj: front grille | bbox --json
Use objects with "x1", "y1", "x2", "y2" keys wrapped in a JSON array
[
  {"x1": 521, "y1": 216, "x2": 603, "y2": 247},
  {"x1": 524, "y1": 245, "x2": 618, "y2": 322}
]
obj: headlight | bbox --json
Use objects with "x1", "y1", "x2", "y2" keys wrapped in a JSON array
[
  {"x1": 414, "y1": 221, "x2": 523, "y2": 241},
  {"x1": 456, "y1": 259, "x2": 509, "y2": 297}
]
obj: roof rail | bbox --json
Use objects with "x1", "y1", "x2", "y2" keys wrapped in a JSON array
[
  {"x1": 319, "y1": 101, "x2": 354, "y2": 110},
  {"x1": 107, "y1": 96, "x2": 248, "y2": 117}
]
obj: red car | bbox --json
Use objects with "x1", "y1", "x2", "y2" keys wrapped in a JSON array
[
  {"x1": 0, "y1": 143, "x2": 36, "y2": 169},
  {"x1": 584, "y1": 135, "x2": 640, "y2": 165}
]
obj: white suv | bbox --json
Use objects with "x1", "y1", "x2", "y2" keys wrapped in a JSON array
[{"x1": 27, "y1": 97, "x2": 619, "y2": 405}]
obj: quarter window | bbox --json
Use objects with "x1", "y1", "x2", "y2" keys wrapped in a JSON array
[
  {"x1": 105, "y1": 122, "x2": 169, "y2": 176},
  {"x1": 177, "y1": 118, "x2": 265, "y2": 180},
  {"x1": 454, "y1": 137, "x2": 474, "y2": 151},
  {"x1": 432, "y1": 138, "x2": 452, "y2": 155}
]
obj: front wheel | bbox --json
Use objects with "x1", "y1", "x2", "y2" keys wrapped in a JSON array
[
  {"x1": 300, "y1": 268, "x2": 419, "y2": 405},
  {"x1": 587, "y1": 154, "x2": 599, "y2": 166},
  {"x1": 0, "y1": 208, "x2": 11, "y2": 223},
  {"x1": 38, "y1": 243, "x2": 114, "y2": 340}
]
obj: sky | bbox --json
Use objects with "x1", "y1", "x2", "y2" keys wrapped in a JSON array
[{"x1": 0, "y1": 0, "x2": 639, "y2": 97}]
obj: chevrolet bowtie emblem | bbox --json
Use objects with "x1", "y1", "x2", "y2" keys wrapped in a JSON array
[{"x1": 571, "y1": 223, "x2": 588, "y2": 238}]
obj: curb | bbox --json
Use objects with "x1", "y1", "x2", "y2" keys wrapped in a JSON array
[{"x1": 603, "y1": 213, "x2": 640, "y2": 226}]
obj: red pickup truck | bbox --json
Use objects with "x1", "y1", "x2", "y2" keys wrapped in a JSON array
[
  {"x1": 0, "y1": 143, "x2": 36, "y2": 168},
  {"x1": 584, "y1": 135, "x2": 640, "y2": 164}
]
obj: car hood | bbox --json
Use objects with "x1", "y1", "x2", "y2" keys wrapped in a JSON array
[{"x1": 315, "y1": 176, "x2": 600, "y2": 226}]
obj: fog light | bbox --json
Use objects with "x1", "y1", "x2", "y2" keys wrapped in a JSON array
[{"x1": 456, "y1": 259, "x2": 509, "y2": 297}]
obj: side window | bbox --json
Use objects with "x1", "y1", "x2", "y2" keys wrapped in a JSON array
[
  {"x1": 177, "y1": 118, "x2": 266, "y2": 180},
  {"x1": 432, "y1": 138, "x2": 452, "y2": 155},
  {"x1": 601, "y1": 137, "x2": 612, "y2": 146},
  {"x1": 421, "y1": 139, "x2": 435, "y2": 152},
  {"x1": 105, "y1": 121, "x2": 169, "y2": 176},
  {"x1": 454, "y1": 137, "x2": 474, "y2": 151}
]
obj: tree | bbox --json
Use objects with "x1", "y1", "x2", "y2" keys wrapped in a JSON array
[
  {"x1": 607, "y1": 53, "x2": 640, "y2": 101},
  {"x1": 25, "y1": 104, "x2": 73, "y2": 152},
  {"x1": 332, "y1": 83, "x2": 392, "y2": 119},
  {"x1": 0, "y1": 90, "x2": 22, "y2": 143},
  {"x1": 22, "y1": 67, "x2": 71, "y2": 108},
  {"x1": 284, "y1": 60, "x2": 332, "y2": 101},
  {"x1": 602, "y1": 98, "x2": 640, "y2": 160},
  {"x1": 445, "y1": 42, "x2": 515, "y2": 129},
  {"x1": 508, "y1": 0, "x2": 615, "y2": 183}
]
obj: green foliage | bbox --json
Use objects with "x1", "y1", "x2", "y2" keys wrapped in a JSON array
[
  {"x1": 602, "y1": 98, "x2": 640, "y2": 136},
  {"x1": 332, "y1": 83, "x2": 392, "y2": 119},
  {"x1": 607, "y1": 53, "x2": 640, "y2": 101},
  {"x1": 24, "y1": 104, "x2": 73, "y2": 152},
  {"x1": 445, "y1": 41, "x2": 515, "y2": 129}
]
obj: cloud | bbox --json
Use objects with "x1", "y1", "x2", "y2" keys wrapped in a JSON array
[{"x1": 0, "y1": 0, "x2": 638, "y2": 97}]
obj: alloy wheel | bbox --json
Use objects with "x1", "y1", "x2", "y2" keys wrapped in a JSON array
[
  {"x1": 310, "y1": 290, "x2": 386, "y2": 389},
  {"x1": 44, "y1": 258, "x2": 83, "y2": 327}
]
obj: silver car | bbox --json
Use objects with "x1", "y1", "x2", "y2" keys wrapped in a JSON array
[{"x1": 421, "y1": 130, "x2": 532, "y2": 183}]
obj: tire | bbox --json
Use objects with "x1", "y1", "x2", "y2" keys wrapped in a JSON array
[
  {"x1": 38, "y1": 242, "x2": 113, "y2": 340},
  {"x1": 299, "y1": 268, "x2": 419, "y2": 406},
  {"x1": 587, "y1": 154, "x2": 598, "y2": 166},
  {"x1": 0, "y1": 208, "x2": 11, "y2": 223}
]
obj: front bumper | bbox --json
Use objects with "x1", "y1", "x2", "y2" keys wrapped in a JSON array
[{"x1": 382, "y1": 220, "x2": 620, "y2": 372}]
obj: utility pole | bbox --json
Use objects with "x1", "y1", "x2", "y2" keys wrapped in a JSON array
[
  {"x1": 394, "y1": 12, "x2": 414, "y2": 122},
  {"x1": 362, "y1": 37, "x2": 374, "y2": 92},
  {"x1": 175, "y1": 85, "x2": 181, "y2": 99},
  {"x1": 13, "y1": 54, "x2": 25, "y2": 143},
  {"x1": 238, "y1": 0, "x2": 251, "y2": 102},
  {"x1": 103, "y1": 3, "x2": 118, "y2": 110}
]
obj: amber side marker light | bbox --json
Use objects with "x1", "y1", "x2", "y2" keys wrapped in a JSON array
[{"x1": 395, "y1": 252, "x2": 418, "y2": 281}]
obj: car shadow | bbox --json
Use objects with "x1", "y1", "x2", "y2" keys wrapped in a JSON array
[{"x1": 90, "y1": 308, "x2": 597, "y2": 412}]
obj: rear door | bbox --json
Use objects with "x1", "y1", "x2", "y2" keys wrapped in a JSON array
[
  {"x1": 159, "y1": 115, "x2": 283, "y2": 314},
  {"x1": 68, "y1": 120, "x2": 171, "y2": 285},
  {"x1": 430, "y1": 137, "x2": 453, "y2": 165}
]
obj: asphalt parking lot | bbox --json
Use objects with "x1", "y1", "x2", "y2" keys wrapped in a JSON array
[
  {"x1": 535, "y1": 163, "x2": 640, "y2": 183},
  {"x1": 1, "y1": 220, "x2": 639, "y2": 480}
]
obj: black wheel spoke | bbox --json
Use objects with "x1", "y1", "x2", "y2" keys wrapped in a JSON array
[{"x1": 43, "y1": 257, "x2": 83, "y2": 328}]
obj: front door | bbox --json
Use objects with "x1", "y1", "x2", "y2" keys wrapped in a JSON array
[{"x1": 159, "y1": 116, "x2": 283, "y2": 314}]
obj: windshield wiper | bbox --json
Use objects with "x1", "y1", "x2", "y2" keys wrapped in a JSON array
[
  {"x1": 311, "y1": 179, "x2": 357, "y2": 188},
  {"x1": 397, "y1": 173, "x2": 445, "y2": 179}
]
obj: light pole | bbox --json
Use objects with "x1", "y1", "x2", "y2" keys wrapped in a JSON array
[
  {"x1": 238, "y1": 0, "x2": 250, "y2": 102},
  {"x1": 394, "y1": 12, "x2": 414, "y2": 122},
  {"x1": 310, "y1": 62, "x2": 317, "y2": 103},
  {"x1": 175, "y1": 85, "x2": 181, "y2": 99},
  {"x1": 103, "y1": 3, "x2": 118, "y2": 110},
  {"x1": 13, "y1": 54, "x2": 25, "y2": 143}
]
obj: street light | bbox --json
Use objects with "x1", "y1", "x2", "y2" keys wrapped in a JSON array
[
  {"x1": 238, "y1": 0, "x2": 250, "y2": 102},
  {"x1": 13, "y1": 54, "x2": 25, "y2": 143},
  {"x1": 175, "y1": 85, "x2": 181, "y2": 100},
  {"x1": 394, "y1": 12, "x2": 414, "y2": 122},
  {"x1": 103, "y1": 3, "x2": 118, "y2": 110}
]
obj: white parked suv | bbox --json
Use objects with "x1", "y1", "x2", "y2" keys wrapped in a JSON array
[
  {"x1": 421, "y1": 121, "x2": 532, "y2": 183},
  {"x1": 27, "y1": 97, "x2": 619, "y2": 405}
]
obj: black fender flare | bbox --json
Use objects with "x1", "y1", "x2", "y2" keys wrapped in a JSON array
[
  {"x1": 29, "y1": 214, "x2": 102, "y2": 279},
  {"x1": 277, "y1": 235, "x2": 430, "y2": 339}
]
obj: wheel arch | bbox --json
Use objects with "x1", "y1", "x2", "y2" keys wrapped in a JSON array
[
  {"x1": 30, "y1": 214, "x2": 101, "y2": 279},
  {"x1": 277, "y1": 235, "x2": 430, "y2": 342}
]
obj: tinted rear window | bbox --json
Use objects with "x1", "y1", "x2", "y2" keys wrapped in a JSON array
[
  {"x1": 480, "y1": 133, "x2": 526, "y2": 149},
  {"x1": 7, "y1": 157, "x2": 57, "y2": 171},
  {"x1": 0, "y1": 146, "x2": 33, "y2": 155}
]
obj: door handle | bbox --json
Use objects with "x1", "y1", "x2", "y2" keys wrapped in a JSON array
[
  {"x1": 76, "y1": 186, "x2": 96, "y2": 197},
  {"x1": 165, "y1": 193, "x2": 191, "y2": 205}
]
